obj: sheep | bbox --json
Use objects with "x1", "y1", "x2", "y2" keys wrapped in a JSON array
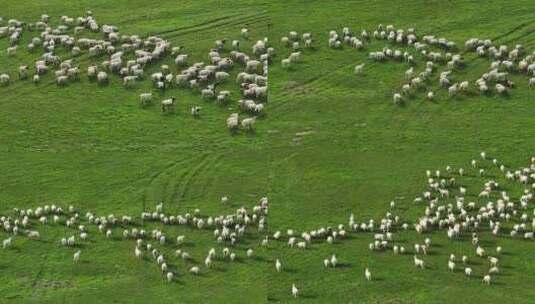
[
  {"x1": 241, "y1": 117, "x2": 256, "y2": 130},
  {"x1": 482, "y1": 274, "x2": 491, "y2": 285},
  {"x1": 241, "y1": 28, "x2": 249, "y2": 39},
  {"x1": 28, "y1": 231, "x2": 40, "y2": 239},
  {"x1": 161, "y1": 97, "x2": 176, "y2": 113},
  {"x1": 448, "y1": 260, "x2": 456, "y2": 272},
  {"x1": 189, "y1": 266, "x2": 200, "y2": 275},
  {"x1": 393, "y1": 93, "x2": 403, "y2": 104},
  {"x1": 73, "y1": 250, "x2": 81, "y2": 263},
  {"x1": 2, "y1": 238, "x2": 12, "y2": 249},
  {"x1": 465, "y1": 267, "x2": 472, "y2": 276},
  {"x1": 227, "y1": 113, "x2": 239, "y2": 130},
  {"x1": 7, "y1": 46, "x2": 17, "y2": 56},
  {"x1": 191, "y1": 106, "x2": 202, "y2": 117},
  {"x1": 0, "y1": 74, "x2": 10, "y2": 86},
  {"x1": 246, "y1": 248, "x2": 254, "y2": 258},
  {"x1": 291, "y1": 284, "x2": 299, "y2": 298},
  {"x1": 275, "y1": 259, "x2": 282, "y2": 272},
  {"x1": 354, "y1": 64, "x2": 364, "y2": 75},
  {"x1": 123, "y1": 76, "x2": 138, "y2": 88},
  {"x1": 330, "y1": 254, "x2": 337, "y2": 267},
  {"x1": 97, "y1": 71, "x2": 108, "y2": 84},
  {"x1": 427, "y1": 91, "x2": 434, "y2": 101},
  {"x1": 414, "y1": 256, "x2": 424, "y2": 268},
  {"x1": 365, "y1": 268, "x2": 372, "y2": 281},
  {"x1": 496, "y1": 84, "x2": 507, "y2": 95},
  {"x1": 215, "y1": 71, "x2": 229, "y2": 82},
  {"x1": 166, "y1": 272, "x2": 174, "y2": 283},
  {"x1": 139, "y1": 93, "x2": 153, "y2": 107}
]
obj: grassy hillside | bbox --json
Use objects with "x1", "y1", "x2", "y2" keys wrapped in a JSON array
[{"x1": 1, "y1": 0, "x2": 535, "y2": 303}]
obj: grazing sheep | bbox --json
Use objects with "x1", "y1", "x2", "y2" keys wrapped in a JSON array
[
  {"x1": 97, "y1": 71, "x2": 108, "y2": 84},
  {"x1": 354, "y1": 64, "x2": 364, "y2": 75},
  {"x1": 73, "y1": 250, "x2": 81, "y2": 263},
  {"x1": 291, "y1": 284, "x2": 299, "y2": 298},
  {"x1": 139, "y1": 93, "x2": 153, "y2": 107},
  {"x1": 465, "y1": 267, "x2": 472, "y2": 276},
  {"x1": 275, "y1": 259, "x2": 282, "y2": 272},
  {"x1": 482, "y1": 274, "x2": 491, "y2": 285},
  {"x1": 190, "y1": 266, "x2": 200, "y2": 275},
  {"x1": 166, "y1": 272, "x2": 174, "y2": 283},
  {"x1": 2, "y1": 238, "x2": 12, "y2": 249},
  {"x1": 427, "y1": 91, "x2": 434, "y2": 101},
  {"x1": 0, "y1": 74, "x2": 10, "y2": 86},
  {"x1": 365, "y1": 268, "x2": 372, "y2": 281},
  {"x1": 227, "y1": 113, "x2": 239, "y2": 130},
  {"x1": 161, "y1": 97, "x2": 176, "y2": 113},
  {"x1": 241, "y1": 117, "x2": 256, "y2": 130},
  {"x1": 496, "y1": 84, "x2": 507, "y2": 94},
  {"x1": 393, "y1": 93, "x2": 403, "y2": 104}
]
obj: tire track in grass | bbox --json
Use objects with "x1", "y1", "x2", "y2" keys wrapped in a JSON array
[
  {"x1": 172, "y1": 153, "x2": 222, "y2": 206},
  {"x1": 162, "y1": 12, "x2": 269, "y2": 40}
]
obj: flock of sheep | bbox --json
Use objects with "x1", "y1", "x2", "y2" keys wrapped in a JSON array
[
  {"x1": 2, "y1": 11, "x2": 535, "y2": 299},
  {"x1": 277, "y1": 25, "x2": 535, "y2": 104},
  {"x1": 0, "y1": 12, "x2": 268, "y2": 132},
  {"x1": 1, "y1": 153, "x2": 534, "y2": 298}
]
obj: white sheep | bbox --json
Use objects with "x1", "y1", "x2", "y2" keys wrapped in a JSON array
[
  {"x1": 73, "y1": 250, "x2": 81, "y2": 263},
  {"x1": 161, "y1": 97, "x2": 176, "y2": 113},
  {"x1": 354, "y1": 64, "x2": 364, "y2": 75},
  {"x1": 365, "y1": 268, "x2": 372, "y2": 281},
  {"x1": 139, "y1": 93, "x2": 153, "y2": 106},
  {"x1": 275, "y1": 259, "x2": 282, "y2": 272},
  {"x1": 393, "y1": 93, "x2": 403, "y2": 104},
  {"x1": 97, "y1": 71, "x2": 108, "y2": 84},
  {"x1": 166, "y1": 272, "x2": 174, "y2": 283},
  {"x1": 0, "y1": 72, "x2": 10, "y2": 87},
  {"x1": 227, "y1": 113, "x2": 239, "y2": 130},
  {"x1": 291, "y1": 284, "x2": 299, "y2": 298},
  {"x1": 241, "y1": 117, "x2": 256, "y2": 130}
]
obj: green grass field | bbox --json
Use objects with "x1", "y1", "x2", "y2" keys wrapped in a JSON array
[{"x1": 1, "y1": 0, "x2": 535, "y2": 303}]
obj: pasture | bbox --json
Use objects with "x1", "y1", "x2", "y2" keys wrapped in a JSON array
[{"x1": 1, "y1": 0, "x2": 535, "y2": 303}]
